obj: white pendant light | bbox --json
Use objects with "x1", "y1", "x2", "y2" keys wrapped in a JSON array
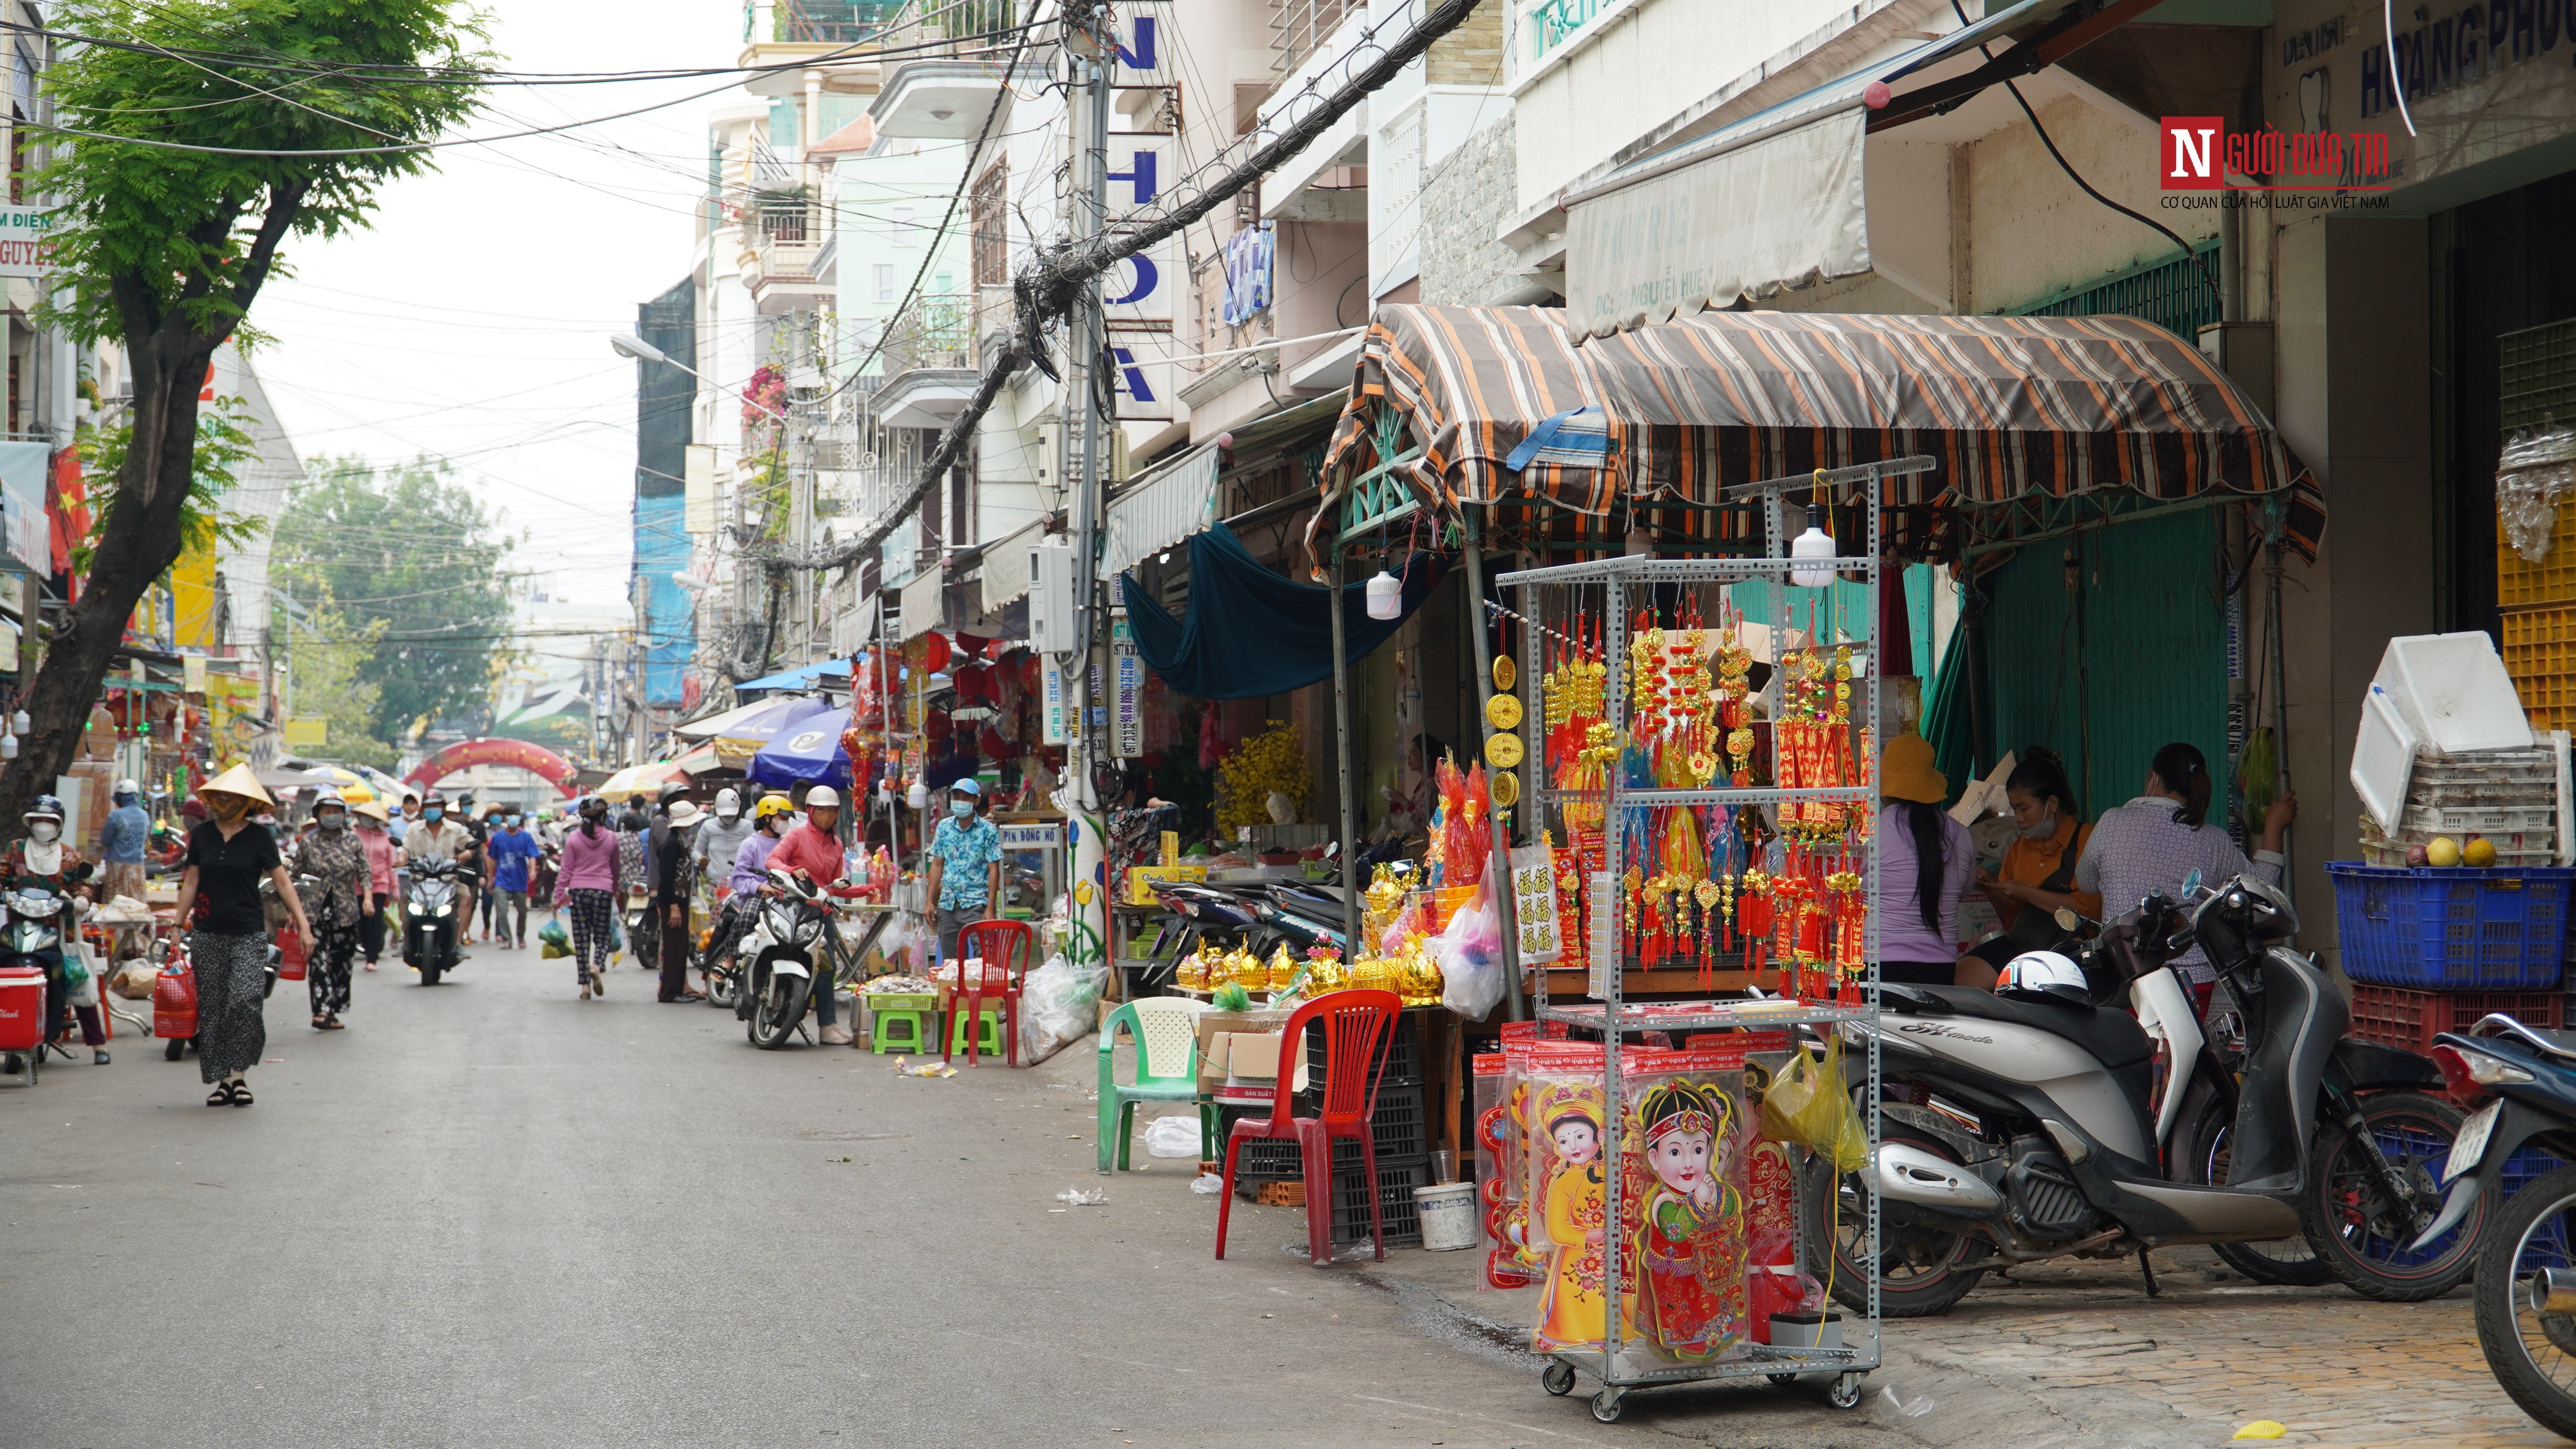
[
  {"x1": 1789, "y1": 503, "x2": 1837, "y2": 589},
  {"x1": 1364, "y1": 570, "x2": 1402, "y2": 621}
]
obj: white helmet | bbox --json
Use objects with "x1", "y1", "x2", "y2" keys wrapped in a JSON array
[
  {"x1": 115, "y1": 777, "x2": 140, "y2": 796},
  {"x1": 714, "y1": 787, "x2": 742, "y2": 820},
  {"x1": 803, "y1": 785, "x2": 841, "y2": 809},
  {"x1": 1996, "y1": 950, "x2": 2087, "y2": 1002}
]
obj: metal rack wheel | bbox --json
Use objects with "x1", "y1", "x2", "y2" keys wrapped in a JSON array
[
  {"x1": 1828, "y1": 1374, "x2": 1863, "y2": 1410},
  {"x1": 1589, "y1": 1390, "x2": 1623, "y2": 1423},
  {"x1": 1766, "y1": 1373, "x2": 1798, "y2": 1388},
  {"x1": 1541, "y1": 1361, "x2": 1577, "y2": 1396}
]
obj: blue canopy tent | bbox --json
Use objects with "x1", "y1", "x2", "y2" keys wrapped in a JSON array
[
  {"x1": 735, "y1": 660, "x2": 852, "y2": 694},
  {"x1": 749, "y1": 705, "x2": 854, "y2": 788}
]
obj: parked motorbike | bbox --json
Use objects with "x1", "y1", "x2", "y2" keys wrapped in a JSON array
[
  {"x1": 620, "y1": 883, "x2": 653, "y2": 965},
  {"x1": 2407, "y1": 1014, "x2": 2576, "y2": 1439},
  {"x1": 1, "y1": 885, "x2": 73, "y2": 1067},
  {"x1": 695, "y1": 893, "x2": 752, "y2": 1011},
  {"x1": 1828, "y1": 870, "x2": 2477, "y2": 1316},
  {"x1": 740, "y1": 867, "x2": 830, "y2": 1049},
  {"x1": 403, "y1": 858, "x2": 464, "y2": 986}
]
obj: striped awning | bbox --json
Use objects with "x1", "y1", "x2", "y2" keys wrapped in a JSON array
[{"x1": 1314, "y1": 304, "x2": 2324, "y2": 565}]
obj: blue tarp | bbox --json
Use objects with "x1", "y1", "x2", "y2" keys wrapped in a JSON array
[
  {"x1": 749, "y1": 700, "x2": 854, "y2": 787},
  {"x1": 1118, "y1": 524, "x2": 1443, "y2": 700},
  {"x1": 736, "y1": 660, "x2": 853, "y2": 693}
]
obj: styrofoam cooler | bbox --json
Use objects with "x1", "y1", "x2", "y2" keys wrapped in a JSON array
[{"x1": 0, "y1": 965, "x2": 45, "y2": 1052}]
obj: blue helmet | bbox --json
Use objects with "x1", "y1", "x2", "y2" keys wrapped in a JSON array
[{"x1": 24, "y1": 794, "x2": 65, "y2": 824}]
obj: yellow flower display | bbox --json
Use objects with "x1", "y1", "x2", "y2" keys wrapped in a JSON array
[{"x1": 1216, "y1": 720, "x2": 1310, "y2": 834}]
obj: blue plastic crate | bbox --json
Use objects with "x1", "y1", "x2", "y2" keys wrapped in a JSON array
[
  {"x1": 2327, "y1": 863, "x2": 2576, "y2": 990},
  {"x1": 2506, "y1": 1146, "x2": 2568, "y2": 1198}
]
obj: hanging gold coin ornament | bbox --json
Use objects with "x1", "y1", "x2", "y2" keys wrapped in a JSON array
[
  {"x1": 1485, "y1": 730, "x2": 1525, "y2": 769},
  {"x1": 1486, "y1": 692, "x2": 1524, "y2": 731},
  {"x1": 1491, "y1": 768, "x2": 1520, "y2": 807},
  {"x1": 1492, "y1": 655, "x2": 1516, "y2": 692}
]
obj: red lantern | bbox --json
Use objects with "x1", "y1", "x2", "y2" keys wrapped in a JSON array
[{"x1": 922, "y1": 632, "x2": 951, "y2": 673}]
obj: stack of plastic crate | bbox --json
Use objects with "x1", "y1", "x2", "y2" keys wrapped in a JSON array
[{"x1": 2357, "y1": 746, "x2": 2558, "y2": 868}]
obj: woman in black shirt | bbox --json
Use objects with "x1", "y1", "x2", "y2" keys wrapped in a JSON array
[{"x1": 174, "y1": 765, "x2": 315, "y2": 1106}]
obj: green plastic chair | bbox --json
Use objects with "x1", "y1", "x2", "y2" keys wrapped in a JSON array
[{"x1": 1097, "y1": 997, "x2": 1212, "y2": 1174}]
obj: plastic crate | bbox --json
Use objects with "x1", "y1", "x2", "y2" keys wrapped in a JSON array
[
  {"x1": 2402, "y1": 804, "x2": 2559, "y2": 834},
  {"x1": 2506, "y1": 1146, "x2": 2570, "y2": 1198},
  {"x1": 1308, "y1": 1017, "x2": 1421, "y2": 1086},
  {"x1": 2346, "y1": 983, "x2": 2564, "y2": 1056},
  {"x1": 2329, "y1": 864, "x2": 2576, "y2": 990},
  {"x1": 1226, "y1": 1083, "x2": 1428, "y2": 1179},
  {"x1": 2499, "y1": 509, "x2": 2576, "y2": 609},
  {"x1": 1331, "y1": 1153, "x2": 1429, "y2": 1246},
  {"x1": 2503, "y1": 604, "x2": 2576, "y2": 731}
]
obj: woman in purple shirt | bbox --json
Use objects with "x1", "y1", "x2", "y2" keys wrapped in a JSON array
[
  {"x1": 1875, "y1": 732, "x2": 1976, "y2": 985},
  {"x1": 556, "y1": 796, "x2": 623, "y2": 998}
]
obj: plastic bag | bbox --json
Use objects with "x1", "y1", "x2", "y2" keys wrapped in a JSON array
[
  {"x1": 1142, "y1": 1114, "x2": 1201, "y2": 1158},
  {"x1": 1434, "y1": 881, "x2": 1504, "y2": 1020},
  {"x1": 1015, "y1": 953, "x2": 1109, "y2": 1065},
  {"x1": 539, "y1": 918, "x2": 569, "y2": 949},
  {"x1": 153, "y1": 960, "x2": 197, "y2": 1040},
  {"x1": 68, "y1": 965, "x2": 101, "y2": 1008},
  {"x1": 1759, "y1": 1044, "x2": 1867, "y2": 1173},
  {"x1": 541, "y1": 937, "x2": 570, "y2": 960},
  {"x1": 606, "y1": 912, "x2": 624, "y2": 953}
]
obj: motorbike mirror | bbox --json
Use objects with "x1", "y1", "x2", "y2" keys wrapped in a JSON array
[
  {"x1": 2182, "y1": 868, "x2": 2203, "y2": 896},
  {"x1": 2054, "y1": 906, "x2": 2081, "y2": 933}
]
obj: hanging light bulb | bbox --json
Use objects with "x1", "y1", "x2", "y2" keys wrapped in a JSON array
[
  {"x1": 1789, "y1": 502, "x2": 1837, "y2": 589},
  {"x1": 1365, "y1": 570, "x2": 1401, "y2": 621}
]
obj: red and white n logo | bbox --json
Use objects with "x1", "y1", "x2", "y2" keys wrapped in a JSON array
[{"x1": 2160, "y1": 116, "x2": 2223, "y2": 190}]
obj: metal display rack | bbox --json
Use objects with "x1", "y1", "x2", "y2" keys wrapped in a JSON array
[{"x1": 1494, "y1": 458, "x2": 1926, "y2": 1423}]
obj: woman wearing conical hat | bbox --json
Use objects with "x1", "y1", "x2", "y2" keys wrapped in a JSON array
[{"x1": 174, "y1": 765, "x2": 315, "y2": 1106}]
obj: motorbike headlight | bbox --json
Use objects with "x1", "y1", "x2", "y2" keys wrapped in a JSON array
[{"x1": 408, "y1": 903, "x2": 425, "y2": 916}]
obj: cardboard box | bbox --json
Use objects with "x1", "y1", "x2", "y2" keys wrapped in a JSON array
[
  {"x1": 1193, "y1": 1007, "x2": 1291, "y2": 1088},
  {"x1": 1127, "y1": 864, "x2": 1209, "y2": 905}
]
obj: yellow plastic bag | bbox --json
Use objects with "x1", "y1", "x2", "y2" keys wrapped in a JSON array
[{"x1": 1759, "y1": 1043, "x2": 1868, "y2": 1173}]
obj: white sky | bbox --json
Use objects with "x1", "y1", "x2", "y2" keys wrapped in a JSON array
[{"x1": 253, "y1": 1, "x2": 753, "y2": 619}]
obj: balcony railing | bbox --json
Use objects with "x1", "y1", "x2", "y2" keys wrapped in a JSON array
[
  {"x1": 882, "y1": 293, "x2": 973, "y2": 374},
  {"x1": 872, "y1": 0, "x2": 1017, "y2": 55},
  {"x1": 1525, "y1": 0, "x2": 1615, "y2": 66},
  {"x1": 747, "y1": 198, "x2": 829, "y2": 282},
  {"x1": 746, "y1": 0, "x2": 900, "y2": 43}
]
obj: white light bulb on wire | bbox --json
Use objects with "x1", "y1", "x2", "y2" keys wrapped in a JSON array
[
  {"x1": 1365, "y1": 570, "x2": 1401, "y2": 621},
  {"x1": 1789, "y1": 503, "x2": 1837, "y2": 589},
  {"x1": 907, "y1": 779, "x2": 928, "y2": 810}
]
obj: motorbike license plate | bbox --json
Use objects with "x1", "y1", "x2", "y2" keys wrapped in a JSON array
[{"x1": 2445, "y1": 1101, "x2": 2502, "y2": 1183}]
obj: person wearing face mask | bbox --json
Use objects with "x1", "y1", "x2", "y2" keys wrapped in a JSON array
[
  {"x1": 175, "y1": 765, "x2": 315, "y2": 1106},
  {"x1": 693, "y1": 788, "x2": 754, "y2": 910},
  {"x1": 400, "y1": 793, "x2": 469, "y2": 973},
  {"x1": 922, "y1": 779, "x2": 1004, "y2": 964},
  {"x1": 1956, "y1": 746, "x2": 2103, "y2": 988},
  {"x1": 761, "y1": 786, "x2": 861, "y2": 1040},
  {"x1": 352, "y1": 799, "x2": 396, "y2": 971},
  {"x1": 2076, "y1": 740, "x2": 2297, "y2": 1013},
  {"x1": 99, "y1": 778, "x2": 151, "y2": 906},
  {"x1": 292, "y1": 790, "x2": 370, "y2": 1029},
  {"x1": 486, "y1": 809, "x2": 541, "y2": 949},
  {"x1": 1, "y1": 794, "x2": 106, "y2": 1070}
]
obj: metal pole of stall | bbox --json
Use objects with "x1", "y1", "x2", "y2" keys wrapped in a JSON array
[
  {"x1": 2266, "y1": 526, "x2": 2293, "y2": 886},
  {"x1": 1329, "y1": 541, "x2": 1361, "y2": 954},
  {"x1": 1461, "y1": 511, "x2": 1526, "y2": 1021}
]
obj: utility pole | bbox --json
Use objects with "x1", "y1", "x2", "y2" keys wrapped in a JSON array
[
  {"x1": 788, "y1": 309, "x2": 820, "y2": 665},
  {"x1": 1063, "y1": 3, "x2": 1114, "y2": 972}
]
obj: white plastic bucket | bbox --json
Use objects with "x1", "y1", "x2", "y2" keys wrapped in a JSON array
[{"x1": 1414, "y1": 1182, "x2": 1479, "y2": 1251}]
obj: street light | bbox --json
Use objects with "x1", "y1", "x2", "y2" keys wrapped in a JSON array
[{"x1": 605, "y1": 333, "x2": 786, "y2": 420}]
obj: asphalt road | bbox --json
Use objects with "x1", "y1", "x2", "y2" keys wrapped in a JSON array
[{"x1": 0, "y1": 930, "x2": 1908, "y2": 1449}]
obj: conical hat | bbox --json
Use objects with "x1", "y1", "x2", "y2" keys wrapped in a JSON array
[{"x1": 199, "y1": 763, "x2": 275, "y2": 808}]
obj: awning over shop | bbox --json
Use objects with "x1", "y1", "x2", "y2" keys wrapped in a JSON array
[
  {"x1": 1558, "y1": 0, "x2": 2166, "y2": 333},
  {"x1": 1313, "y1": 304, "x2": 2325, "y2": 564},
  {"x1": 1098, "y1": 443, "x2": 1219, "y2": 582},
  {"x1": 979, "y1": 518, "x2": 1044, "y2": 613},
  {"x1": 1118, "y1": 524, "x2": 1443, "y2": 700},
  {"x1": 897, "y1": 566, "x2": 947, "y2": 641}
]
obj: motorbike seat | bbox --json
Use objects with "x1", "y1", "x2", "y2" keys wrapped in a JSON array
[{"x1": 1881, "y1": 982, "x2": 2155, "y2": 1070}]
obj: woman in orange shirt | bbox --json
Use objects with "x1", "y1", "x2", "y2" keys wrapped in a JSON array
[{"x1": 1959, "y1": 746, "x2": 2102, "y2": 988}]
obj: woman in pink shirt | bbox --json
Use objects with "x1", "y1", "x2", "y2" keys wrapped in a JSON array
[
  {"x1": 355, "y1": 800, "x2": 398, "y2": 971},
  {"x1": 556, "y1": 796, "x2": 624, "y2": 999}
]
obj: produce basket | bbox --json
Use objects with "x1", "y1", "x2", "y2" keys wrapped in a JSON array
[
  {"x1": 2328, "y1": 863, "x2": 2576, "y2": 990},
  {"x1": 2346, "y1": 982, "x2": 2564, "y2": 1055}
]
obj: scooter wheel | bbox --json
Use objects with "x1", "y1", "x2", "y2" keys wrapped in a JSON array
[
  {"x1": 2301, "y1": 1089, "x2": 2482, "y2": 1302},
  {"x1": 2473, "y1": 1163, "x2": 2576, "y2": 1439}
]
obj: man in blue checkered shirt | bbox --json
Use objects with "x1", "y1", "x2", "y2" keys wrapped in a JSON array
[{"x1": 925, "y1": 779, "x2": 1005, "y2": 961}]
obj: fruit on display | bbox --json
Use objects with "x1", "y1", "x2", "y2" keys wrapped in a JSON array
[
  {"x1": 2406, "y1": 843, "x2": 2430, "y2": 867},
  {"x1": 2426, "y1": 837, "x2": 2463, "y2": 868},
  {"x1": 2463, "y1": 837, "x2": 2498, "y2": 867}
]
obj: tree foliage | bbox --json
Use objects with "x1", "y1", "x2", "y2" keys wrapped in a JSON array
[
  {"x1": 0, "y1": 0, "x2": 488, "y2": 833},
  {"x1": 272, "y1": 457, "x2": 517, "y2": 746},
  {"x1": 71, "y1": 394, "x2": 266, "y2": 574},
  {"x1": 284, "y1": 604, "x2": 395, "y2": 772}
]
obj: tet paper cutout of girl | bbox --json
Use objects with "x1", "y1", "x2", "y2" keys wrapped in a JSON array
[
  {"x1": 1530, "y1": 1083, "x2": 1609, "y2": 1352},
  {"x1": 1628, "y1": 1080, "x2": 1748, "y2": 1361}
]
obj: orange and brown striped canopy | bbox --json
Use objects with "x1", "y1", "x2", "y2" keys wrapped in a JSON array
[{"x1": 1314, "y1": 303, "x2": 2323, "y2": 565}]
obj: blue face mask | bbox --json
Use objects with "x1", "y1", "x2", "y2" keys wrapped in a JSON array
[
  {"x1": 424, "y1": 807, "x2": 444, "y2": 822},
  {"x1": 505, "y1": 815, "x2": 521, "y2": 828}
]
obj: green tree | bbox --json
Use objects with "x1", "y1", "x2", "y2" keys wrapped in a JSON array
[
  {"x1": 272, "y1": 457, "x2": 517, "y2": 745},
  {"x1": 0, "y1": 0, "x2": 486, "y2": 829},
  {"x1": 282, "y1": 604, "x2": 395, "y2": 772}
]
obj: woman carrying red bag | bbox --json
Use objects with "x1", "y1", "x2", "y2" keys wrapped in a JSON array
[{"x1": 173, "y1": 765, "x2": 315, "y2": 1107}]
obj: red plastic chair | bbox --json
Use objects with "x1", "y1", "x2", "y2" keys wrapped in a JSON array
[
  {"x1": 1215, "y1": 989, "x2": 1403, "y2": 1267},
  {"x1": 946, "y1": 918, "x2": 1035, "y2": 1067}
]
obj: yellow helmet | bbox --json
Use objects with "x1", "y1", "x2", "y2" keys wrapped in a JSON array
[{"x1": 754, "y1": 794, "x2": 795, "y2": 821}]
